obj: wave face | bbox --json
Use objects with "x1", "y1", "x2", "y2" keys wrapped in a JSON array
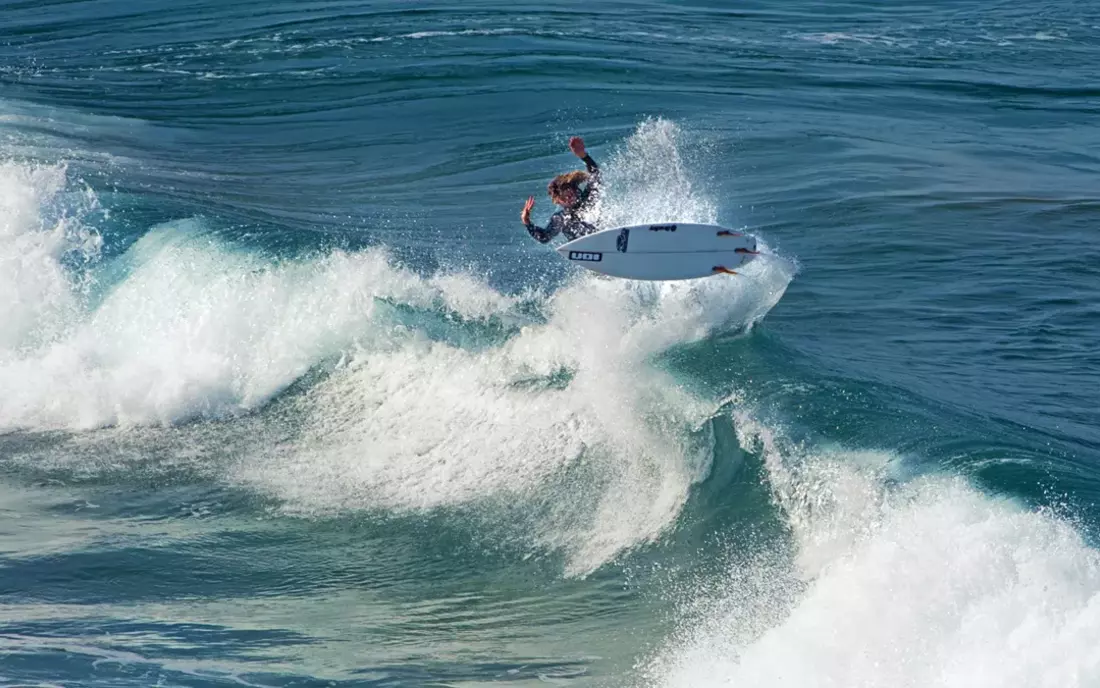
[{"x1": 2, "y1": 0, "x2": 1099, "y2": 686}]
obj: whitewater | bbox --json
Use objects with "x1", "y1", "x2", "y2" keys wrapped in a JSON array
[{"x1": 3, "y1": 2, "x2": 1100, "y2": 685}]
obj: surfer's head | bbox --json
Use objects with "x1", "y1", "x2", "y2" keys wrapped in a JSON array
[{"x1": 548, "y1": 171, "x2": 589, "y2": 208}]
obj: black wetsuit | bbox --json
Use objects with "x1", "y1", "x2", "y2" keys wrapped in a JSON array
[{"x1": 524, "y1": 155, "x2": 602, "y2": 243}]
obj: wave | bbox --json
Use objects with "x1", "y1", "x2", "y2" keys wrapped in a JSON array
[
  {"x1": 643, "y1": 411, "x2": 1100, "y2": 687},
  {"x1": 231, "y1": 253, "x2": 792, "y2": 575},
  {"x1": 0, "y1": 119, "x2": 797, "y2": 575}
]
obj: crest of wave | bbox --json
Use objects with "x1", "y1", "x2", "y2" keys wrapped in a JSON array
[
  {"x1": 0, "y1": 200, "x2": 518, "y2": 431},
  {"x1": 0, "y1": 162, "x2": 101, "y2": 351},
  {"x1": 643, "y1": 411, "x2": 1100, "y2": 688}
]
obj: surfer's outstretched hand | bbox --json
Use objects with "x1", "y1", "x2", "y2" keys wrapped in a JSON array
[
  {"x1": 568, "y1": 136, "x2": 587, "y2": 159},
  {"x1": 521, "y1": 195, "x2": 535, "y2": 224}
]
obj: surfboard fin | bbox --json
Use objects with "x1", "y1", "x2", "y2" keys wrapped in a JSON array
[{"x1": 712, "y1": 266, "x2": 739, "y2": 276}]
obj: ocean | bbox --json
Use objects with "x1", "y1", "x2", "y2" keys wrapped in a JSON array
[{"x1": 1, "y1": 1, "x2": 1099, "y2": 686}]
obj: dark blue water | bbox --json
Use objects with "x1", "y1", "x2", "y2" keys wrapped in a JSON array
[{"x1": 2, "y1": 1, "x2": 1099, "y2": 686}]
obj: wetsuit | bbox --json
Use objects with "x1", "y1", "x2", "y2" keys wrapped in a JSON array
[{"x1": 524, "y1": 155, "x2": 602, "y2": 243}]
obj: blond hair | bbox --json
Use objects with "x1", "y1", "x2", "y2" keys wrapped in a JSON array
[{"x1": 548, "y1": 170, "x2": 589, "y2": 202}]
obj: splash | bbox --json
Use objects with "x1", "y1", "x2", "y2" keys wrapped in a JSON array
[
  {"x1": 643, "y1": 412, "x2": 1100, "y2": 687},
  {"x1": 232, "y1": 253, "x2": 794, "y2": 576},
  {"x1": 591, "y1": 118, "x2": 718, "y2": 229},
  {"x1": 0, "y1": 119, "x2": 795, "y2": 576},
  {"x1": 228, "y1": 120, "x2": 794, "y2": 575},
  {"x1": 0, "y1": 162, "x2": 101, "y2": 351},
  {"x1": 2, "y1": 234, "x2": 529, "y2": 431}
]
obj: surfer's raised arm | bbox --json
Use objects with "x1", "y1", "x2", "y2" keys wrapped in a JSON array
[
  {"x1": 520, "y1": 136, "x2": 601, "y2": 244},
  {"x1": 568, "y1": 136, "x2": 600, "y2": 189},
  {"x1": 569, "y1": 136, "x2": 601, "y2": 212}
]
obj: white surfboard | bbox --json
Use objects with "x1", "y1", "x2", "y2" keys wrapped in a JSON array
[{"x1": 556, "y1": 223, "x2": 759, "y2": 281}]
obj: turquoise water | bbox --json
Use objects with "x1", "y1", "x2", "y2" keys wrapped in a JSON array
[{"x1": 2, "y1": 2, "x2": 1099, "y2": 686}]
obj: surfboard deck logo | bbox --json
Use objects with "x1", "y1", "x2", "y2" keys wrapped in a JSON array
[
  {"x1": 648, "y1": 224, "x2": 677, "y2": 232},
  {"x1": 616, "y1": 229, "x2": 630, "y2": 253},
  {"x1": 568, "y1": 251, "x2": 603, "y2": 262}
]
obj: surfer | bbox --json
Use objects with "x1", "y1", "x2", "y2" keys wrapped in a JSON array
[{"x1": 521, "y1": 136, "x2": 601, "y2": 244}]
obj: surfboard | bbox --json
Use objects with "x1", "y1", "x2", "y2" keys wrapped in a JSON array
[{"x1": 555, "y1": 223, "x2": 759, "y2": 281}]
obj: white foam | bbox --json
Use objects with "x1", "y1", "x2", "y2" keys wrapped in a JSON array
[
  {"x1": 231, "y1": 119, "x2": 795, "y2": 575},
  {"x1": 428, "y1": 271, "x2": 525, "y2": 321},
  {"x1": 645, "y1": 414, "x2": 1100, "y2": 688},
  {"x1": 236, "y1": 260, "x2": 794, "y2": 575},
  {"x1": 0, "y1": 213, "x2": 517, "y2": 431},
  {"x1": 593, "y1": 118, "x2": 717, "y2": 229},
  {"x1": 1, "y1": 119, "x2": 795, "y2": 576},
  {"x1": 367, "y1": 28, "x2": 520, "y2": 43},
  {"x1": 401, "y1": 29, "x2": 517, "y2": 40},
  {"x1": 0, "y1": 162, "x2": 101, "y2": 351},
  {"x1": 794, "y1": 32, "x2": 908, "y2": 48}
]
